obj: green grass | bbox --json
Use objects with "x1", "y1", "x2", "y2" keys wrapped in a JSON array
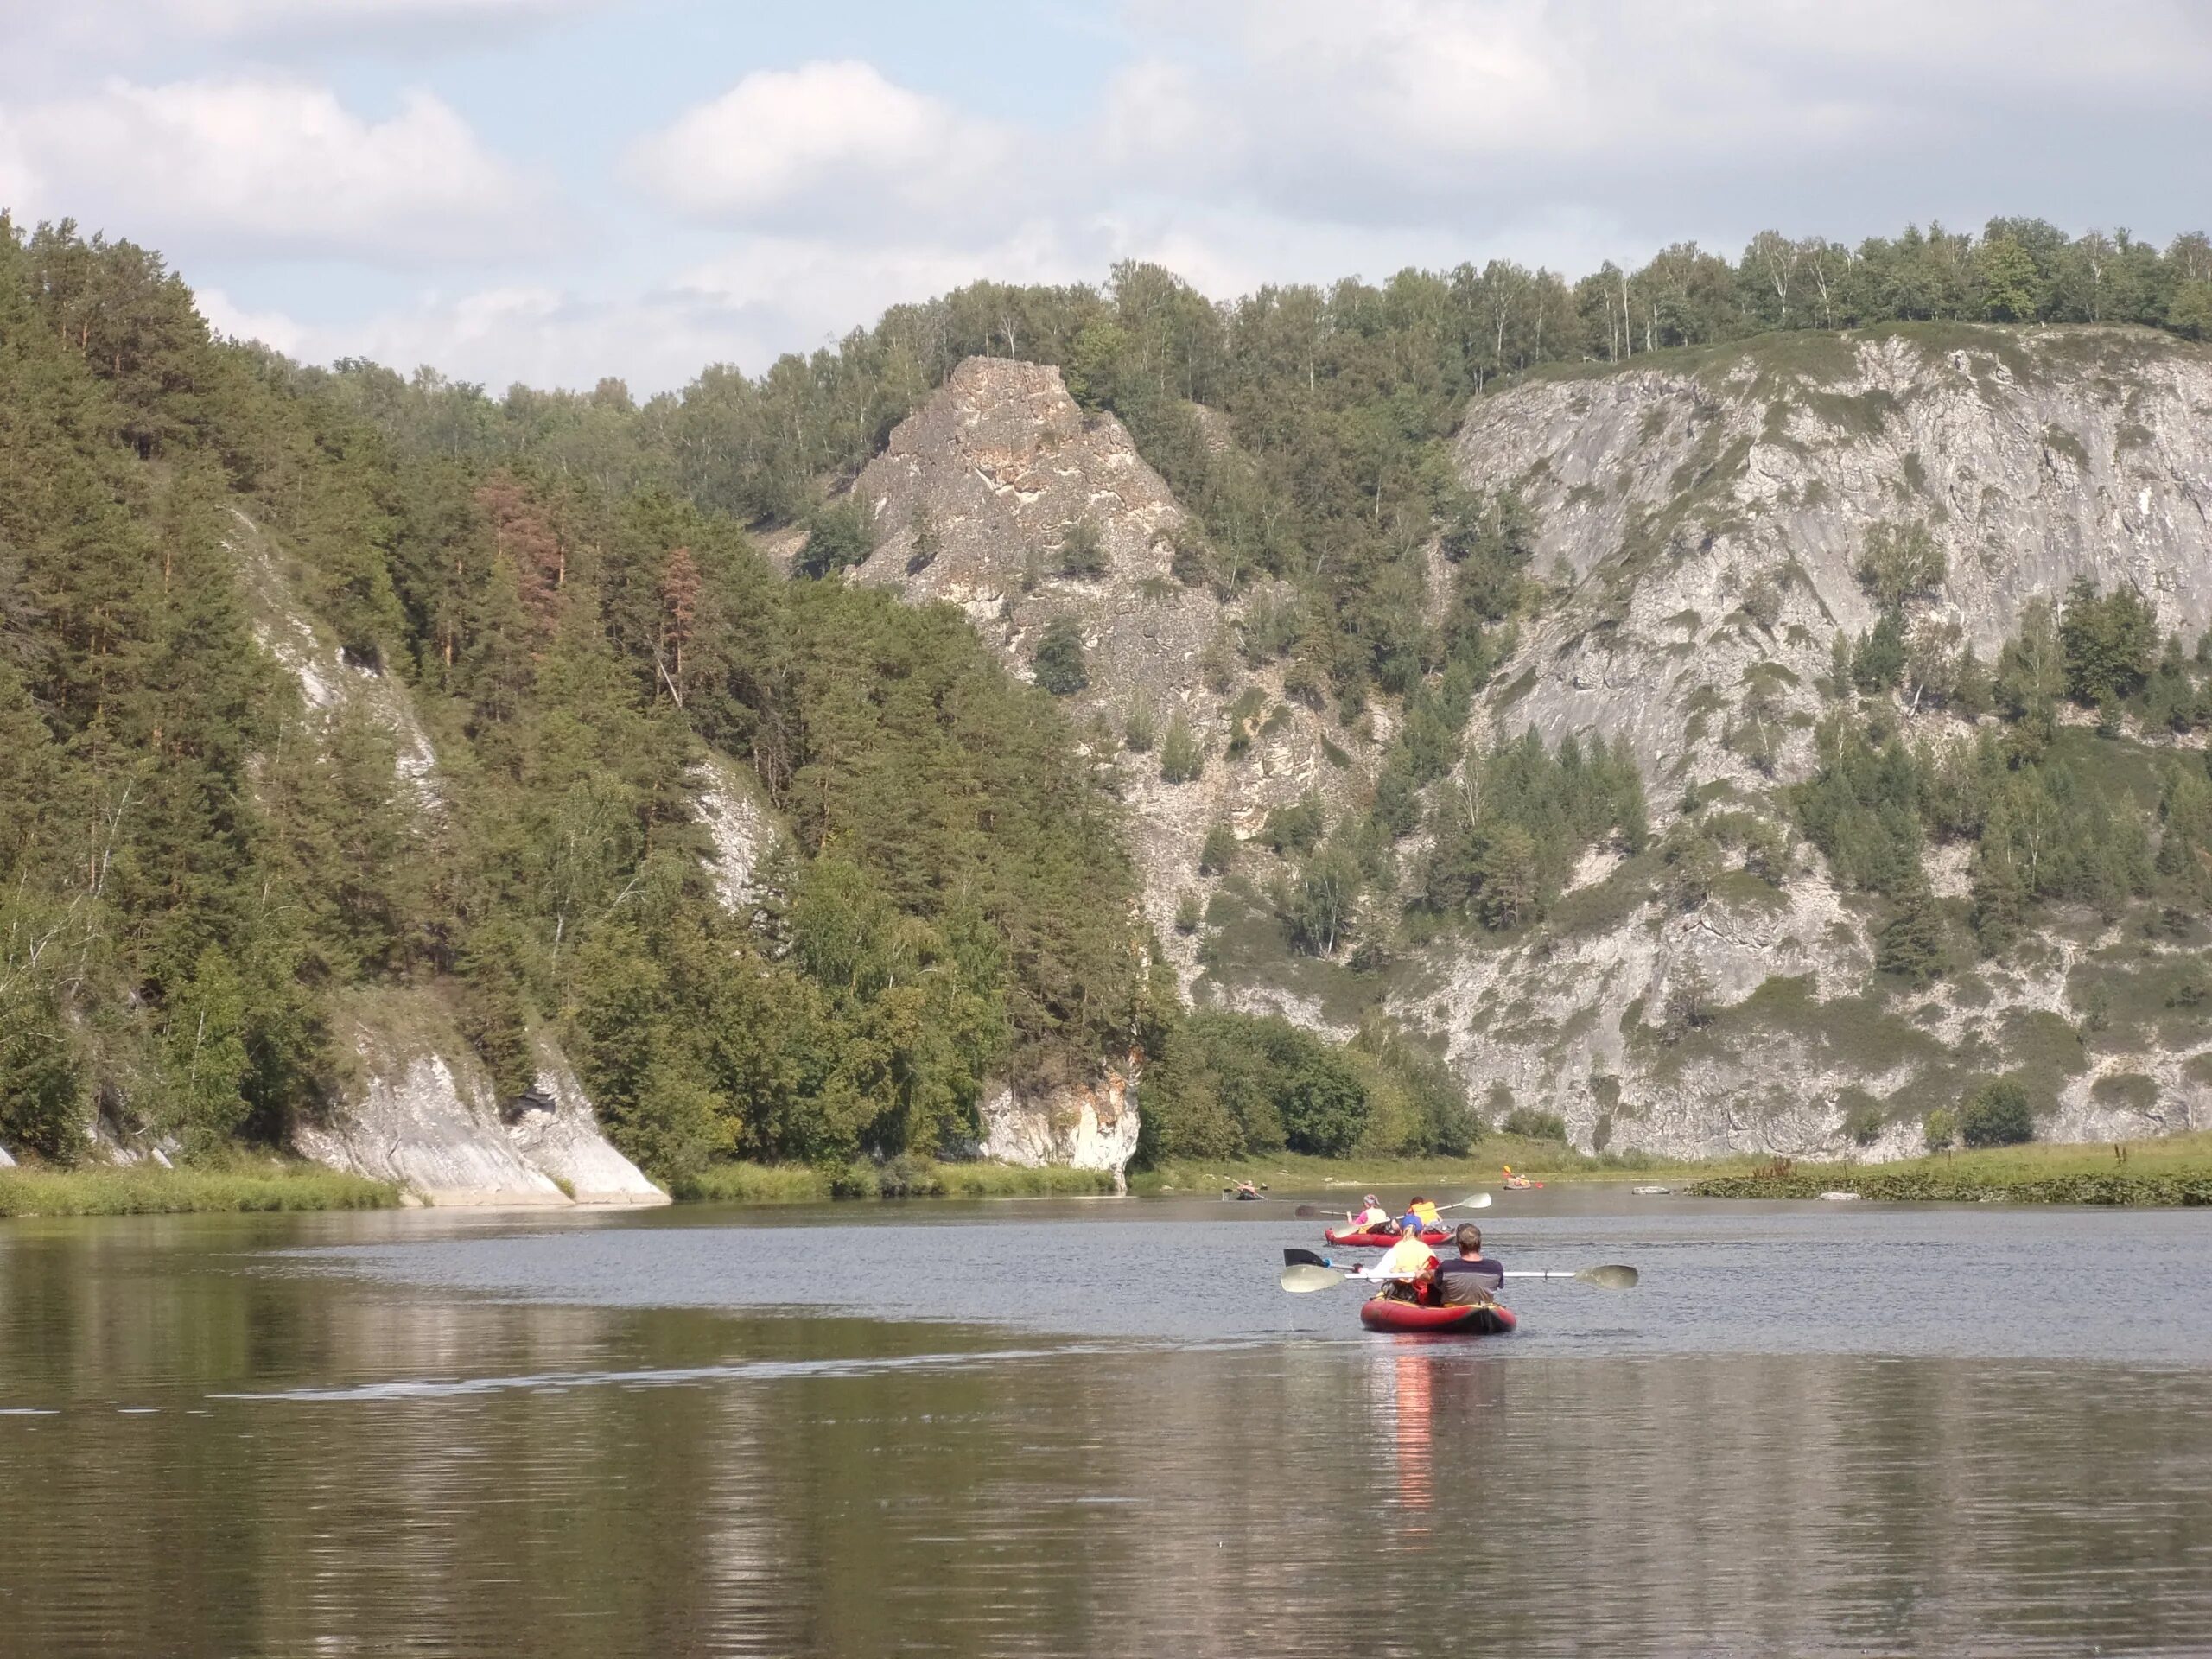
[
  {"x1": 1132, "y1": 1137, "x2": 1765, "y2": 1194},
  {"x1": 0, "y1": 1162, "x2": 399, "y2": 1217},
  {"x1": 1689, "y1": 1131, "x2": 2212, "y2": 1205},
  {"x1": 1193, "y1": 875, "x2": 1387, "y2": 1028},
  {"x1": 669, "y1": 1159, "x2": 1119, "y2": 1204}
]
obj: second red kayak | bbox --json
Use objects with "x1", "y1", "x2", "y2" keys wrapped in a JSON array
[
  {"x1": 1325, "y1": 1228, "x2": 1452, "y2": 1249},
  {"x1": 1359, "y1": 1299, "x2": 1517, "y2": 1335}
]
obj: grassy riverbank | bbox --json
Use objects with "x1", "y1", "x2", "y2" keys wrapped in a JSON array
[
  {"x1": 1688, "y1": 1133, "x2": 2212, "y2": 1205},
  {"x1": 1132, "y1": 1137, "x2": 1764, "y2": 1196},
  {"x1": 0, "y1": 1162, "x2": 400, "y2": 1217},
  {"x1": 670, "y1": 1159, "x2": 1120, "y2": 1204}
]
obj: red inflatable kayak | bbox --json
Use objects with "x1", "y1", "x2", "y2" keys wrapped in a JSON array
[
  {"x1": 1359, "y1": 1299, "x2": 1517, "y2": 1335},
  {"x1": 1326, "y1": 1228, "x2": 1452, "y2": 1249}
]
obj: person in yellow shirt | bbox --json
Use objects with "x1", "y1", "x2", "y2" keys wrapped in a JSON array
[
  {"x1": 1362, "y1": 1230, "x2": 1440, "y2": 1303},
  {"x1": 1399, "y1": 1196, "x2": 1442, "y2": 1232}
]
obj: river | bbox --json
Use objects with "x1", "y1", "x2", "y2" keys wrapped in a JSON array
[{"x1": 3, "y1": 1189, "x2": 2209, "y2": 1656}]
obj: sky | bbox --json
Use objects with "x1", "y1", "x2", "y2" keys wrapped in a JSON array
[{"x1": 3, "y1": 0, "x2": 2207, "y2": 395}]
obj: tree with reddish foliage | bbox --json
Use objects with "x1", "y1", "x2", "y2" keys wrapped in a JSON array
[{"x1": 473, "y1": 473, "x2": 564, "y2": 634}]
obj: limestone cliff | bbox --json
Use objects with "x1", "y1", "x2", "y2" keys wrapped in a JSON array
[
  {"x1": 839, "y1": 357, "x2": 1395, "y2": 1171},
  {"x1": 975, "y1": 1065, "x2": 1141, "y2": 1176},
  {"x1": 1452, "y1": 327, "x2": 2212, "y2": 787},
  {"x1": 1402, "y1": 325, "x2": 2212, "y2": 1158}
]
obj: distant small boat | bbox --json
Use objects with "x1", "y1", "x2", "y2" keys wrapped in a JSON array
[
  {"x1": 1818, "y1": 1191, "x2": 1862, "y2": 1202},
  {"x1": 1631, "y1": 1185, "x2": 1672, "y2": 1196}
]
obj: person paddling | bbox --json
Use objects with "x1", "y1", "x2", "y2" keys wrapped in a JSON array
[
  {"x1": 1433, "y1": 1224, "x2": 1503, "y2": 1306},
  {"x1": 1399, "y1": 1196, "x2": 1442, "y2": 1234},
  {"x1": 1363, "y1": 1229, "x2": 1440, "y2": 1304},
  {"x1": 1344, "y1": 1193, "x2": 1399, "y2": 1236},
  {"x1": 1501, "y1": 1165, "x2": 1536, "y2": 1191}
]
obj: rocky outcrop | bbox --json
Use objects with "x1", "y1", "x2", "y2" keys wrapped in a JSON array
[
  {"x1": 692, "y1": 750, "x2": 780, "y2": 913},
  {"x1": 836, "y1": 334, "x2": 2212, "y2": 1163},
  {"x1": 1452, "y1": 327, "x2": 2212, "y2": 790},
  {"x1": 845, "y1": 358, "x2": 1376, "y2": 982},
  {"x1": 296, "y1": 990, "x2": 664, "y2": 1206},
  {"x1": 232, "y1": 512, "x2": 664, "y2": 1206},
  {"x1": 976, "y1": 1065, "x2": 1141, "y2": 1173}
]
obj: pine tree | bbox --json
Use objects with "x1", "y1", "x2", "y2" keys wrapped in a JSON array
[{"x1": 1877, "y1": 878, "x2": 1950, "y2": 986}]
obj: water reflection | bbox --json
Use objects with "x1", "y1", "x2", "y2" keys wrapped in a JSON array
[{"x1": 1393, "y1": 1351, "x2": 1433, "y2": 1521}]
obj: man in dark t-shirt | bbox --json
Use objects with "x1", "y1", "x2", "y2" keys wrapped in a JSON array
[{"x1": 1433, "y1": 1224, "x2": 1503, "y2": 1306}]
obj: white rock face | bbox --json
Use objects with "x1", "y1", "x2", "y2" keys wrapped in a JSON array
[
  {"x1": 1454, "y1": 328, "x2": 2212, "y2": 791},
  {"x1": 296, "y1": 993, "x2": 664, "y2": 1206},
  {"x1": 692, "y1": 751, "x2": 779, "y2": 913},
  {"x1": 296, "y1": 1052, "x2": 570, "y2": 1207},
  {"x1": 1400, "y1": 325, "x2": 2212, "y2": 1158},
  {"x1": 505, "y1": 1040, "x2": 668, "y2": 1205},
  {"x1": 0, "y1": 1143, "x2": 15, "y2": 1167},
  {"x1": 976, "y1": 1066, "x2": 1141, "y2": 1173}
]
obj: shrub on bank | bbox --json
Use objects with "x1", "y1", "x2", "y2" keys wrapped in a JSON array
[
  {"x1": 1500, "y1": 1107, "x2": 1569, "y2": 1141},
  {"x1": 1960, "y1": 1076, "x2": 2036, "y2": 1148}
]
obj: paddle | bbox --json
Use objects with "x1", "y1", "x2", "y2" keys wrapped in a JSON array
[
  {"x1": 1506, "y1": 1266, "x2": 1639, "y2": 1289},
  {"x1": 1277, "y1": 1257, "x2": 1638, "y2": 1292}
]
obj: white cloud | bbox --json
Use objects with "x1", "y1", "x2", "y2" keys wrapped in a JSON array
[
  {"x1": 5, "y1": 77, "x2": 544, "y2": 263},
  {"x1": 0, "y1": 0, "x2": 600, "y2": 54},
  {"x1": 1109, "y1": 0, "x2": 2212, "y2": 234},
  {"x1": 0, "y1": 114, "x2": 37, "y2": 223},
  {"x1": 632, "y1": 60, "x2": 1031, "y2": 235},
  {"x1": 672, "y1": 223, "x2": 1090, "y2": 336},
  {"x1": 196, "y1": 285, "x2": 313, "y2": 354},
  {"x1": 197, "y1": 276, "x2": 793, "y2": 391}
]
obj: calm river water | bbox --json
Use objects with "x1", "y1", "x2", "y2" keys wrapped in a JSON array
[{"x1": 3, "y1": 1189, "x2": 2210, "y2": 1656}]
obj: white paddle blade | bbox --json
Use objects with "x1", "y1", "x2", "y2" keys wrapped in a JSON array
[{"x1": 1280, "y1": 1263, "x2": 1344, "y2": 1294}]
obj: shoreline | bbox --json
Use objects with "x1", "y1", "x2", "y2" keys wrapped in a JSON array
[
  {"x1": 12, "y1": 1132, "x2": 2212, "y2": 1217},
  {"x1": 1683, "y1": 1132, "x2": 2212, "y2": 1206}
]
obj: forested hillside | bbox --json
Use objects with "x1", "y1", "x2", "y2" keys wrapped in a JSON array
[{"x1": 0, "y1": 219, "x2": 1159, "y2": 1179}]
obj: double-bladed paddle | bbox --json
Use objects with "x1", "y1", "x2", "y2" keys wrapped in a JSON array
[{"x1": 1278, "y1": 1253, "x2": 1637, "y2": 1294}]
